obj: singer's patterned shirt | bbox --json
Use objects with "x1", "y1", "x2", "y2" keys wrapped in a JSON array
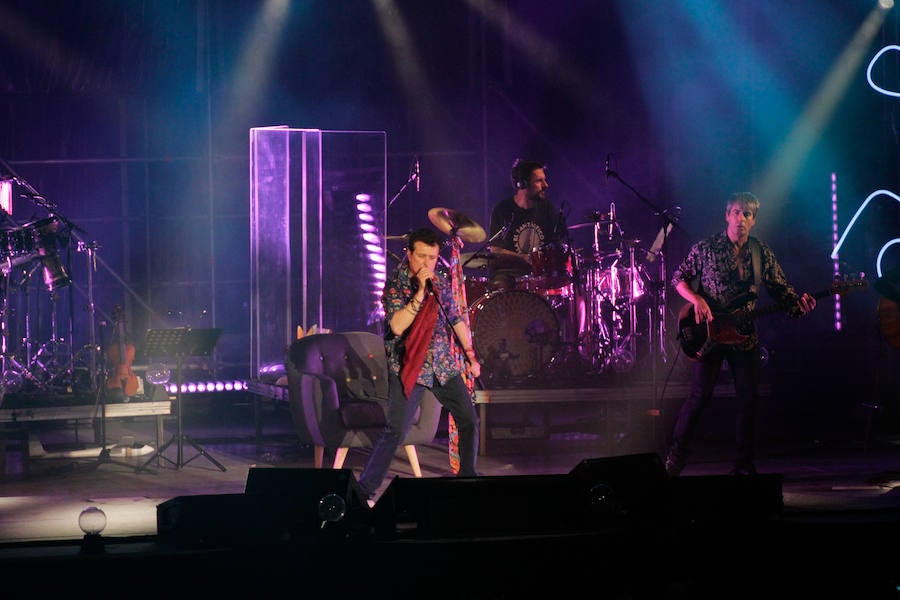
[
  {"x1": 670, "y1": 231, "x2": 801, "y2": 350},
  {"x1": 382, "y1": 265, "x2": 464, "y2": 387}
]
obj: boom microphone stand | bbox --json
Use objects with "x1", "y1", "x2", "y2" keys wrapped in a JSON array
[{"x1": 605, "y1": 156, "x2": 682, "y2": 443}]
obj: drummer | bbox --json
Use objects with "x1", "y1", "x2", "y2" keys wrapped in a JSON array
[{"x1": 488, "y1": 158, "x2": 569, "y2": 290}]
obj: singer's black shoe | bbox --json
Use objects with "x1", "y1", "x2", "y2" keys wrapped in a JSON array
[{"x1": 664, "y1": 447, "x2": 685, "y2": 477}]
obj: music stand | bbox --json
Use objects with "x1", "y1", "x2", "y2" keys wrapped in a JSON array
[{"x1": 136, "y1": 327, "x2": 226, "y2": 472}]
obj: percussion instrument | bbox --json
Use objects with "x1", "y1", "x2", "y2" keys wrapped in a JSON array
[
  {"x1": 428, "y1": 207, "x2": 486, "y2": 243},
  {"x1": 469, "y1": 290, "x2": 559, "y2": 385},
  {"x1": 529, "y1": 242, "x2": 575, "y2": 290}
]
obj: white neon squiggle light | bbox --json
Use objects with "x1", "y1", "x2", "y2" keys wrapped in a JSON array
[
  {"x1": 830, "y1": 188, "x2": 900, "y2": 277},
  {"x1": 876, "y1": 239, "x2": 900, "y2": 278},
  {"x1": 867, "y1": 45, "x2": 900, "y2": 97}
]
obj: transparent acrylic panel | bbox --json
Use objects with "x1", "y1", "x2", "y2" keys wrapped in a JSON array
[{"x1": 249, "y1": 127, "x2": 386, "y2": 378}]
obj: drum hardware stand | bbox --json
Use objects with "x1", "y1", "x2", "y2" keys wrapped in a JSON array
[
  {"x1": 0, "y1": 263, "x2": 47, "y2": 393},
  {"x1": 137, "y1": 327, "x2": 226, "y2": 472},
  {"x1": 608, "y1": 241, "x2": 642, "y2": 373},
  {"x1": 29, "y1": 289, "x2": 67, "y2": 385}
]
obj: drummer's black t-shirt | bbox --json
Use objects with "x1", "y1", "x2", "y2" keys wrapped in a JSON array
[{"x1": 488, "y1": 196, "x2": 568, "y2": 255}]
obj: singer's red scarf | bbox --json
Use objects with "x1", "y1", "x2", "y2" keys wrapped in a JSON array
[{"x1": 400, "y1": 290, "x2": 438, "y2": 398}]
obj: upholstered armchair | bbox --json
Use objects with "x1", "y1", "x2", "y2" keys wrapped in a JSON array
[{"x1": 285, "y1": 331, "x2": 442, "y2": 477}]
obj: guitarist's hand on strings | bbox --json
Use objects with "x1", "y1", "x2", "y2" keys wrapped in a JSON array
[
  {"x1": 691, "y1": 297, "x2": 713, "y2": 324},
  {"x1": 676, "y1": 282, "x2": 714, "y2": 324}
]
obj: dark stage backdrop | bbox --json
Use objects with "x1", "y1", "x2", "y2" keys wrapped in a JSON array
[{"x1": 0, "y1": 1, "x2": 897, "y2": 434}]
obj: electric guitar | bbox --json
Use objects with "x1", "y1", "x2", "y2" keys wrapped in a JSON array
[{"x1": 677, "y1": 278, "x2": 868, "y2": 360}]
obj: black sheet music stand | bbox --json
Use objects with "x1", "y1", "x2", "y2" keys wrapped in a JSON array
[{"x1": 137, "y1": 327, "x2": 226, "y2": 473}]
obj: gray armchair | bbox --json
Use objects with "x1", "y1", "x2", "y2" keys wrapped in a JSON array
[{"x1": 285, "y1": 331, "x2": 442, "y2": 477}]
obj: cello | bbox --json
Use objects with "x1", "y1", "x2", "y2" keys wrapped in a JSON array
[{"x1": 106, "y1": 304, "x2": 139, "y2": 398}]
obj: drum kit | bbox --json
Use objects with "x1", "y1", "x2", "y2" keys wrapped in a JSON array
[
  {"x1": 0, "y1": 216, "x2": 77, "y2": 395},
  {"x1": 428, "y1": 205, "x2": 667, "y2": 388}
]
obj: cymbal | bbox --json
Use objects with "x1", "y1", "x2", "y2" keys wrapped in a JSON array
[
  {"x1": 428, "y1": 207, "x2": 486, "y2": 243},
  {"x1": 460, "y1": 253, "x2": 493, "y2": 269},
  {"x1": 385, "y1": 234, "x2": 408, "y2": 241},
  {"x1": 461, "y1": 250, "x2": 531, "y2": 271}
]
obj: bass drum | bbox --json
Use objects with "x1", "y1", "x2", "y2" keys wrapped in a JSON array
[{"x1": 469, "y1": 290, "x2": 559, "y2": 385}]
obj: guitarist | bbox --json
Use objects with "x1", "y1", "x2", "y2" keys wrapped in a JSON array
[{"x1": 665, "y1": 192, "x2": 817, "y2": 477}]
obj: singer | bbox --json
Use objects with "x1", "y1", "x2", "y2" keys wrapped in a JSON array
[
  {"x1": 356, "y1": 227, "x2": 481, "y2": 502},
  {"x1": 487, "y1": 158, "x2": 570, "y2": 290}
]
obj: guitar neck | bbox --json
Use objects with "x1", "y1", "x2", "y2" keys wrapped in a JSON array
[{"x1": 742, "y1": 281, "x2": 866, "y2": 321}]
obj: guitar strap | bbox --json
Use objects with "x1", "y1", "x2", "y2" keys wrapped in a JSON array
[{"x1": 750, "y1": 238, "x2": 761, "y2": 295}]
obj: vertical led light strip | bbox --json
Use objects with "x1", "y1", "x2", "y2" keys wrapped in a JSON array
[
  {"x1": 0, "y1": 180, "x2": 11, "y2": 215},
  {"x1": 830, "y1": 172, "x2": 842, "y2": 332},
  {"x1": 356, "y1": 193, "x2": 387, "y2": 305}
]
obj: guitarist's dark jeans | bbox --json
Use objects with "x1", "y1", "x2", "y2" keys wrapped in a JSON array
[{"x1": 670, "y1": 346, "x2": 761, "y2": 469}]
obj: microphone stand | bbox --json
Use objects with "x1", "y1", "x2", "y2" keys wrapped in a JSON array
[
  {"x1": 606, "y1": 162, "x2": 682, "y2": 445},
  {"x1": 427, "y1": 282, "x2": 484, "y2": 390},
  {"x1": 388, "y1": 162, "x2": 419, "y2": 208}
]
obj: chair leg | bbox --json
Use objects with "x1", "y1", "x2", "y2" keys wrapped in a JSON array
[
  {"x1": 314, "y1": 445, "x2": 324, "y2": 468},
  {"x1": 404, "y1": 444, "x2": 422, "y2": 477},
  {"x1": 333, "y1": 447, "x2": 349, "y2": 469}
]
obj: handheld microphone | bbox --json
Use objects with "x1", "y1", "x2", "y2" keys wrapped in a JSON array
[
  {"x1": 608, "y1": 202, "x2": 615, "y2": 241},
  {"x1": 425, "y1": 278, "x2": 434, "y2": 295},
  {"x1": 414, "y1": 158, "x2": 421, "y2": 193}
]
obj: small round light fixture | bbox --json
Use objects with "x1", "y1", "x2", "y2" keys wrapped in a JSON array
[
  {"x1": 146, "y1": 362, "x2": 171, "y2": 385},
  {"x1": 318, "y1": 493, "x2": 347, "y2": 528},
  {"x1": 78, "y1": 506, "x2": 107, "y2": 554}
]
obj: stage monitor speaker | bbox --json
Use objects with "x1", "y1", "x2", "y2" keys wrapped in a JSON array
[
  {"x1": 157, "y1": 468, "x2": 369, "y2": 547},
  {"x1": 372, "y1": 474, "x2": 601, "y2": 538},
  {"x1": 667, "y1": 473, "x2": 784, "y2": 524},
  {"x1": 245, "y1": 466, "x2": 367, "y2": 508},
  {"x1": 568, "y1": 453, "x2": 668, "y2": 521},
  {"x1": 157, "y1": 493, "x2": 301, "y2": 547}
]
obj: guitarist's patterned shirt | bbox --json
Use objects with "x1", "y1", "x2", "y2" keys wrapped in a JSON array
[{"x1": 671, "y1": 232, "x2": 802, "y2": 351}]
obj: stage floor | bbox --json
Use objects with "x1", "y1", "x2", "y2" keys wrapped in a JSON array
[{"x1": 1, "y1": 389, "x2": 900, "y2": 594}]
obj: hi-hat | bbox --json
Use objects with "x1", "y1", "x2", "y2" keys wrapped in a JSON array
[{"x1": 428, "y1": 207, "x2": 486, "y2": 243}]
